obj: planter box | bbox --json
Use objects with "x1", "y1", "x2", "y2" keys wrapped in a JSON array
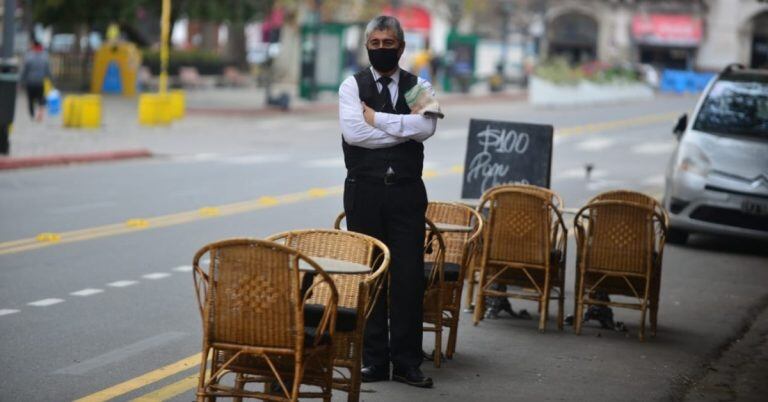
[{"x1": 529, "y1": 76, "x2": 654, "y2": 107}]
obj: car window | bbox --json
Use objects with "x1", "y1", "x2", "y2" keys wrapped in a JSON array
[{"x1": 693, "y1": 78, "x2": 768, "y2": 139}]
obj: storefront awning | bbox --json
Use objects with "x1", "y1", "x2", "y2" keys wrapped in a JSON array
[{"x1": 632, "y1": 14, "x2": 703, "y2": 47}]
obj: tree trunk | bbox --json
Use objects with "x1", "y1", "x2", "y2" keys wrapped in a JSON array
[
  {"x1": 225, "y1": 22, "x2": 247, "y2": 68},
  {"x1": 200, "y1": 21, "x2": 218, "y2": 52}
]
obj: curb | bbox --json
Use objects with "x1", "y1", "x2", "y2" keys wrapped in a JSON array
[
  {"x1": 0, "y1": 149, "x2": 153, "y2": 171},
  {"x1": 187, "y1": 91, "x2": 528, "y2": 117}
]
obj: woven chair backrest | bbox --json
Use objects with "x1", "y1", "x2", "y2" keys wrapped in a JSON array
[
  {"x1": 426, "y1": 202, "x2": 481, "y2": 267},
  {"x1": 278, "y1": 230, "x2": 384, "y2": 309},
  {"x1": 483, "y1": 189, "x2": 552, "y2": 266},
  {"x1": 206, "y1": 240, "x2": 302, "y2": 349},
  {"x1": 590, "y1": 189, "x2": 668, "y2": 226},
  {"x1": 424, "y1": 217, "x2": 447, "y2": 284},
  {"x1": 583, "y1": 201, "x2": 656, "y2": 275},
  {"x1": 487, "y1": 183, "x2": 564, "y2": 210}
]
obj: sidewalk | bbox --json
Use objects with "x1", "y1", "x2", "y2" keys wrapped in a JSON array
[{"x1": 0, "y1": 82, "x2": 525, "y2": 170}]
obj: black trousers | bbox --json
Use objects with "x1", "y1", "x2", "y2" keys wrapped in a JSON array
[
  {"x1": 25, "y1": 84, "x2": 45, "y2": 118},
  {"x1": 344, "y1": 177, "x2": 427, "y2": 369}
]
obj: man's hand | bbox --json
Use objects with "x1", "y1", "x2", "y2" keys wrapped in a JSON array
[{"x1": 362, "y1": 102, "x2": 375, "y2": 126}]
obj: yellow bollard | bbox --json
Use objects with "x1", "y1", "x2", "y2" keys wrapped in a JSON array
[
  {"x1": 138, "y1": 93, "x2": 172, "y2": 125},
  {"x1": 62, "y1": 96, "x2": 79, "y2": 127},
  {"x1": 62, "y1": 95, "x2": 102, "y2": 128},
  {"x1": 79, "y1": 95, "x2": 102, "y2": 128},
  {"x1": 169, "y1": 90, "x2": 185, "y2": 120}
]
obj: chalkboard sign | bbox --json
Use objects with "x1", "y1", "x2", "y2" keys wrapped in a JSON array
[{"x1": 461, "y1": 119, "x2": 553, "y2": 199}]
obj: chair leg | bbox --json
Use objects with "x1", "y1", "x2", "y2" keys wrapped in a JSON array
[
  {"x1": 348, "y1": 363, "x2": 361, "y2": 402},
  {"x1": 538, "y1": 288, "x2": 550, "y2": 333},
  {"x1": 473, "y1": 275, "x2": 485, "y2": 325},
  {"x1": 196, "y1": 347, "x2": 210, "y2": 401},
  {"x1": 574, "y1": 275, "x2": 585, "y2": 335},
  {"x1": 434, "y1": 323, "x2": 443, "y2": 368},
  {"x1": 557, "y1": 284, "x2": 565, "y2": 331},
  {"x1": 233, "y1": 373, "x2": 245, "y2": 402},
  {"x1": 650, "y1": 302, "x2": 659, "y2": 338},
  {"x1": 639, "y1": 301, "x2": 648, "y2": 342},
  {"x1": 446, "y1": 318, "x2": 458, "y2": 359},
  {"x1": 464, "y1": 271, "x2": 476, "y2": 310}
]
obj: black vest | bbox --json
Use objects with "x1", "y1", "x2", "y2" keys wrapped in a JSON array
[{"x1": 342, "y1": 68, "x2": 424, "y2": 179}]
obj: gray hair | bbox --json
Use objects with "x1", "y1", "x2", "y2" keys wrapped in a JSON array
[{"x1": 364, "y1": 15, "x2": 404, "y2": 43}]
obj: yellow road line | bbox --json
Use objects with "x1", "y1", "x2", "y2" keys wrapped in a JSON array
[
  {"x1": 0, "y1": 111, "x2": 677, "y2": 258},
  {"x1": 130, "y1": 374, "x2": 198, "y2": 402},
  {"x1": 74, "y1": 353, "x2": 201, "y2": 402}
]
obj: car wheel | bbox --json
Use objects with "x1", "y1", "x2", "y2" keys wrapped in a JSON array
[{"x1": 667, "y1": 228, "x2": 689, "y2": 245}]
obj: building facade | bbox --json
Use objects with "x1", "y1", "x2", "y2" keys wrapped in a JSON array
[{"x1": 536, "y1": 0, "x2": 768, "y2": 70}]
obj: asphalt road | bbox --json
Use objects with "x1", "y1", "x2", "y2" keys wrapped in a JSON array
[{"x1": 1, "y1": 94, "x2": 767, "y2": 401}]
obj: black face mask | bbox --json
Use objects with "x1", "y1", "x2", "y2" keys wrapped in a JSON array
[{"x1": 367, "y1": 47, "x2": 400, "y2": 72}]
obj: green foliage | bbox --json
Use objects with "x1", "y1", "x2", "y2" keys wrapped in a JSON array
[
  {"x1": 534, "y1": 58, "x2": 583, "y2": 85},
  {"x1": 534, "y1": 58, "x2": 640, "y2": 85},
  {"x1": 141, "y1": 49, "x2": 227, "y2": 75}
]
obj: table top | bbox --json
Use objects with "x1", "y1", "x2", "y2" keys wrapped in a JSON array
[
  {"x1": 299, "y1": 256, "x2": 371, "y2": 274},
  {"x1": 430, "y1": 222, "x2": 474, "y2": 233}
]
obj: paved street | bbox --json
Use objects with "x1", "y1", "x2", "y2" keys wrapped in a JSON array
[{"x1": 1, "y1": 93, "x2": 767, "y2": 401}]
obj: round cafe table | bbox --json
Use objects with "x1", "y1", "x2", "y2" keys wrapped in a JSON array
[{"x1": 298, "y1": 256, "x2": 371, "y2": 274}]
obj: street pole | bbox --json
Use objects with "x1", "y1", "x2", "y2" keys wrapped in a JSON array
[
  {"x1": 159, "y1": 0, "x2": 171, "y2": 94},
  {"x1": 1, "y1": 0, "x2": 18, "y2": 154},
  {"x1": 2, "y1": 0, "x2": 16, "y2": 58}
]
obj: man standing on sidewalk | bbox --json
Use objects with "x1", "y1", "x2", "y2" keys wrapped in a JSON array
[{"x1": 338, "y1": 15, "x2": 438, "y2": 388}]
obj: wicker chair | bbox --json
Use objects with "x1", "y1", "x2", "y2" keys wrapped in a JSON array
[
  {"x1": 472, "y1": 184, "x2": 568, "y2": 332},
  {"x1": 425, "y1": 202, "x2": 483, "y2": 360},
  {"x1": 585, "y1": 190, "x2": 668, "y2": 336},
  {"x1": 464, "y1": 184, "x2": 564, "y2": 311},
  {"x1": 422, "y1": 217, "x2": 447, "y2": 367},
  {"x1": 192, "y1": 238, "x2": 338, "y2": 402},
  {"x1": 333, "y1": 213, "x2": 448, "y2": 368},
  {"x1": 266, "y1": 229, "x2": 390, "y2": 402},
  {"x1": 573, "y1": 198, "x2": 667, "y2": 341}
]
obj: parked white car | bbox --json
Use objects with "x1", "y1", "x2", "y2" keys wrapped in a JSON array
[{"x1": 663, "y1": 65, "x2": 768, "y2": 244}]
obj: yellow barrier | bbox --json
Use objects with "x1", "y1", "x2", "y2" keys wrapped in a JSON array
[
  {"x1": 169, "y1": 90, "x2": 185, "y2": 119},
  {"x1": 62, "y1": 95, "x2": 102, "y2": 128},
  {"x1": 138, "y1": 91, "x2": 185, "y2": 125},
  {"x1": 138, "y1": 94, "x2": 172, "y2": 125}
]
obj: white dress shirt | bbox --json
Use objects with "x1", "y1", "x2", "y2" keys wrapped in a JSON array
[{"x1": 339, "y1": 67, "x2": 437, "y2": 149}]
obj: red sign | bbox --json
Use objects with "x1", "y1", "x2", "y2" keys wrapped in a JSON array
[
  {"x1": 382, "y1": 5, "x2": 431, "y2": 32},
  {"x1": 631, "y1": 14, "x2": 703, "y2": 47}
]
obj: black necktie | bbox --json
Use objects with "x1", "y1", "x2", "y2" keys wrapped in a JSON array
[{"x1": 377, "y1": 76, "x2": 395, "y2": 112}]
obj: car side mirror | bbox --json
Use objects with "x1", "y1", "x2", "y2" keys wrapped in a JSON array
[{"x1": 673, "y1": 114, "x2": 687, "y2": 139}]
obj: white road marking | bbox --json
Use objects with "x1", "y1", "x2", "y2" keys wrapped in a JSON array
[
  {"x1": 107, "y1": 280, "x2": 138, "y2": 288},
  {"x1": 53, "y1": 332, "x2": 189, "y2": 375},
  {"x1": 142, "y1": 272, "x2": 171, "y2": 280},
  {"x1": 219, "y1": 154, "x2": 290, "y2": 165},
  {"x1": 28, "y1": 298, "x2": 65, "y2": 307},
  {"x1": 575, "y1": 138, "x2": 615, "y2": 151},
  {"x1": 554, "y1": 167, "x2": 608, "y2": 180},
  {"x1": 302, "y1": 158, "x2": 345, "y2": 168},
  {"x1": 642, "y1": 174, "x2": 665, "y2": 186},
  {"x1": 586, "y1": 179, "x2": 626, "y2": 191},
  {"x1": 632, "y1": 142, "x2": 675, "y2": 155},
  {"x1": 173, "y1": 265, "x2": 193, "y2": 272},
  {"x1": 70, "y1": 288, "x2": 104, "y2": 297},
  {"x1": 172, "y1": 153, "x2": 221, "y2": 162},
  {"x1": 0, "y1": 309, "x2": 20, "y2": 316}
]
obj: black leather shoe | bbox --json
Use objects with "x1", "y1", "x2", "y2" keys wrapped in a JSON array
[
  {"x1": 361, "y1": 364, "x2": 389, "y2": 382},
  {"x1": 392, "y1": 366, "x2": 433, "y2": 388}
]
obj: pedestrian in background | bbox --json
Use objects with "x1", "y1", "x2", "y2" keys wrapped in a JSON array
[
  {"x1": 338, "y1": 15, "x2": 439, "y2": 388},
  {"x1": 20, "y1": 39, "x2": 51, "y2": 122}
]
